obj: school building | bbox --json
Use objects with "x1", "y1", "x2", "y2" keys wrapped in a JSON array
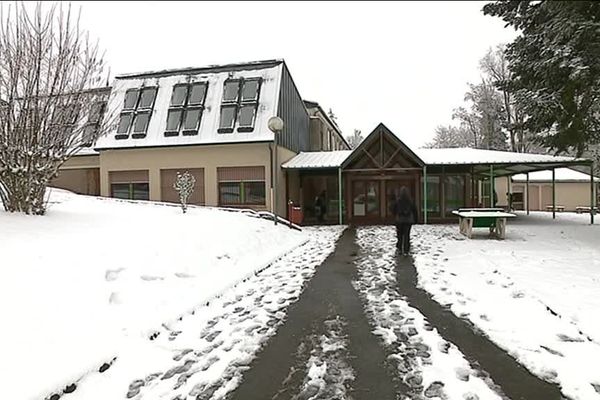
[{"x1": 53, "y1": 59, "x2": 597, "y2": 225}]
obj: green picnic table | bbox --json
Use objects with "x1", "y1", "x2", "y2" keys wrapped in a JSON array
[{"x1": 452, "y1": 209, "x2": 516, "y2": 239}]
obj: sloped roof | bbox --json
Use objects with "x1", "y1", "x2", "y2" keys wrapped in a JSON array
[
  {"x1": 512, "y1": 168, "x2": 598, "y2": 182},
  {"x1": 282, "y1": 150, "x2": 352, "y2": 169},
  {"x1": 415, "y1": 147, "x2": 580, "y2": 165},
  {"x1": 115, "y1": 59, "x2": 284, "y2": 80},
  {"x1": 342, "y1": 123, "x2": 425, "y2": 168},
  {"x1": 95, "y1": 63, "x2": 282, "y2": 150}
]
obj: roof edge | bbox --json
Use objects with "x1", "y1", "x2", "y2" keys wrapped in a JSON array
[{"x1": 115, "y1": 59, "x2": 285, "y2": 80}]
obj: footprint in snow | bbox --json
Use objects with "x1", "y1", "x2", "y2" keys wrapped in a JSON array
[
  {"x1": 105, "y1": 268, "x2": 125, "y2": 281},
  {"x1": 557, "y1": 333, "x2": 585, "y2": 343},
  {"x1": 141, "y1": 275, "x2": 164, "y2": 281},
  {"x1": 540, "y1": 345, "x2": 564, "y2": 357},
  {"x1": 175, "y1": 272, "x2": 194, "y2": 278},
  {"x1": 511, "y1": 290, "x2": 525, "y2": 299}
]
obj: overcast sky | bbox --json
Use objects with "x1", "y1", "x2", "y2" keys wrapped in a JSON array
[{"x1": 14, "y1": 1, "x2": 517, "y2": 148}]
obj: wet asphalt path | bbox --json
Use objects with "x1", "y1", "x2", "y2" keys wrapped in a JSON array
[
  {"x1": 395, "y1": 254, "x2": 564, "y2": 400},
  {"x1": 229, "y1": 228, "x2": 401, "y2": 400},
  {"x1": 228, "y1": 227, "x2": 565, "y2": 400}
]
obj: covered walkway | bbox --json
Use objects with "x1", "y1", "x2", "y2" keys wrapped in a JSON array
[{"x1": 283, "y1": 123, "x2": 596, "y2": 225}]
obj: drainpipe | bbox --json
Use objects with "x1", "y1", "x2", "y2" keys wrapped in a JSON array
[
  {"x1": 269, "y1": 143, "x2": 274, "y2": 217},
  {"x1": 507, "y1": 176, "x2": 511, "y2": 211},
  {"x1": 591, "y1": 161, "x2": 595, "y2": 225},
  {"x1": 490, "y1": 165, "x2": 495, "y2": 207},
  {"x1": 552, "y1": 168, "x2": 556, "y2": 219},
  {"x1": 423, "y1": 166, "x2": 428, "y2": 224},
  {"x1": 526, "y1": 172, "x2": 530, "y2": 215},
  {"x1": 338, "y1": 167, "x2": 343, "y2": 225}
]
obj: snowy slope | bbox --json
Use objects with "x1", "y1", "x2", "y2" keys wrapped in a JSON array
[
  {"x1": 0, "y1": 189, "x2": 307, "y2": 400},
  {"x1": 413, "y1": 212, "x2": 600, "y2": 400}
]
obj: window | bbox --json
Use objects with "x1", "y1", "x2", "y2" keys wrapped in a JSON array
[
  {"x1": 115, "y1": 87, "x2": 158, "y2": 139},
  {"x1": 82, "y1": 101, "x2": 106, "y2": 147},
  {"x1": 444, "y1": 175, "x2": 466, "y2": 213},
  {"x1": 111, "y1": 183, "x2": 149, "y2": 200},
  {"x1": 218, "y1": 78, "x2": 261, "y2": 133},
  {"x1": 109, "y1": 170, "x2": 150, "y2": 201},
  {"x1": 421, "y1": 176, "x2": 441, "y2": 217},
  {"x1": 164, "y1": 82, "x2": 207, "y2": 137},
  {"x1": 217, "y1": 166, "x2": 266, "y2": 206}
]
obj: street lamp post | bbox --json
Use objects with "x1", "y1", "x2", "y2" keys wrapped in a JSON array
[{"x1": 268, "y1": 116, "x2": 284, "y2": 225}]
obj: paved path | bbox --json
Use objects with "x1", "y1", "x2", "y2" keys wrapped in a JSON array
[
  {"x1": 230, "y1": 227, "x2": 401, "y2": 400},
  {"x1": 229, "y1": 226, "x2": 566, "y2": 400},
  {"x1": 395, "y1": 248, "x2": 563, "y2": 400}
]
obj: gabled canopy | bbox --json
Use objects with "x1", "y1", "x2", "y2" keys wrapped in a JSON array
[{"x1": 341, "y1": 123, "x2": 424, "y2": 170}]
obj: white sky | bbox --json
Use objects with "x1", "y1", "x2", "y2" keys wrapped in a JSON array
[{"x1": 9, "y1": 1, "x2": 517, "y2": 148}]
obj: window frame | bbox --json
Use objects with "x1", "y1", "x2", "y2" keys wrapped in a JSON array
[
  {"x1": 116, "y1": 86, "x2": 158, "y2": 140},
  {"x1": 218, "y1": 179, "x2": 266, "y2": 206},
  {"x1": 131, "y1": 111, "x2": 152, "y2": 137},
  {"x1": 82, "y1": 101, "x2": 106, "y2": 147},
  {"x1": 218, "y1": 104, "x2": 238, "y2": 132},
  {"x1": 110, "y1": 181, "x2": 150, "y2": 201},
  {"x1": 218, "y1": 78, "x2": 261, "y2": 134},
  {"x1": 238, "y1": 78, "x2": 261, "y2": 132},
  {"x1": 164, "y1": 82, "x2": 208, "y2": 137},
  {"x1": 138, "y1": 87, "x2": 158, "y2": 110}
]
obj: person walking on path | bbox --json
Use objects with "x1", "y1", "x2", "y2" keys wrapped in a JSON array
[
  {"x1": 392, "y1": 186, "x2": 418, "y2": 255},
  {"x1": 314, "y1": 190, "x2": 327, "y2": 223}
]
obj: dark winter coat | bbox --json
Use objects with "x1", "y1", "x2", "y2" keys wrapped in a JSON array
[{"x1": 392, "y1": 195, "x2": 418, "y2": 225}]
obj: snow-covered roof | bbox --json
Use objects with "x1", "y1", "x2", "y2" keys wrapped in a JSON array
[
  {"x1": 282, "y1": 147, "x2": 585, "y2": 170},
  {"x1": 95, "y1": 61, "x2": 283, "y2": 150},
  {"x1": 415, "y1": 147, "x2": 581, "y2": 165},
  {"x1": 282, "y1": 151, "x2": 352, "y2": 169},
  {"x1": 512, "y1": 168, "x2": 598, "y2": 182}
]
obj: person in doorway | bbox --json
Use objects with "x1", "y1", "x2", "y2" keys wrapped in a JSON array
[
  {"x1": 314, "y1": 190, "x2": 327, "y2": 223},
  {"x1": 392, "y1": 186, "x2": 418, "y2": 255}
]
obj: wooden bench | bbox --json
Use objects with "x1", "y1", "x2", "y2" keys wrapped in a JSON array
[
  {"x1": 545, "y1": 205, "x2": 565, "y2": 212},
  {"x1": 575, "y1": 206, "x2": 598, "y2": 214},
  {"x1": 452, "y1": 210, "x2": 516, "y2": 239}
]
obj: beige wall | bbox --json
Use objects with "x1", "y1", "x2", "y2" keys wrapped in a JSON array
[
  {"x1": 61, "y1": 154, "x2": 100, "y2": 169},
  {"x1": 499, "y1": 177, "x2": 597, "y2": 211},
  {"x1": 99, "y1": 143, "x2": 294, "y2": 213},
  {"x1": 51, "y1": 168, "x2": 100, "y2": 195}
]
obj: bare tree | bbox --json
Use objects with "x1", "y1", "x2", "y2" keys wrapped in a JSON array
[
  {"x1": 346, "y1": 129, "x2": 363, "y2": 149},
  {"x1": 425, "y1": 125, "x2": 475, "y2": 149},
  {"x1": 0, "y1": 2, "x2": 113, "y2": 214},
  {"x1": 452, "y1": 106, "x2": 482, "y2": 149},
  {"x1": 480, "y1": 45, "x2": 533, "y2": 153}
]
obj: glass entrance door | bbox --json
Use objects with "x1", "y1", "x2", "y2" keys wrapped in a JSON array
[
  {"x1": 385, "y1": 179, "x2": 415, "y2": 222},
  {"x1": 352, "y1": 180, "x2": 380, "y2": 219}
]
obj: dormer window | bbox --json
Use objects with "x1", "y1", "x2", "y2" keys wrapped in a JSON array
[
  {"x1": 82, "y1": 101, "x2": 106, "y2": 147},
  {"x1": 116, "y1": 87, "x2": 158, "y2": 140},
  {"x1": 218, "y1": 78, "x2": 261, "y2": 133},
  {"x1": 164, "y1": 82, "x2": 207, "y2": 137}
]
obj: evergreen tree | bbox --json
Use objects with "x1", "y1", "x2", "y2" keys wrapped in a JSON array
[{"x1": 483, "y1": 1, "x2": 600, "y2": 156}]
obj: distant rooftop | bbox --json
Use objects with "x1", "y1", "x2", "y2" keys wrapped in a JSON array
[
  {"x1": 115, "y1": 59, "x2": 284, "y2": 80},
  {"x1": 415, "y1": 147, "x2": 583, "y2": 166},
  {"x1": 512, "y1": 168, "x2": 598, "y2": 182}
]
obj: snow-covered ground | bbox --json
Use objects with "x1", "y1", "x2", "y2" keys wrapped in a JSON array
[
  {"x1": 69, "y1": 226, "x2": 345, "y2": 400},
  {"x1": 0, "y1": 189, "x2": 311, "y2": 400},
  {"x1": 412, "y1": 212, "x2": 600, "y2": 400},
  {"x1": 355, "y1": 226, "x2": 503, "y2": 400}
]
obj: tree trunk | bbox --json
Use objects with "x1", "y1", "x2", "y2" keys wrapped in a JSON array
[{"x1": 0, "y1": 175, "x2": 47, "y2": 215}]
